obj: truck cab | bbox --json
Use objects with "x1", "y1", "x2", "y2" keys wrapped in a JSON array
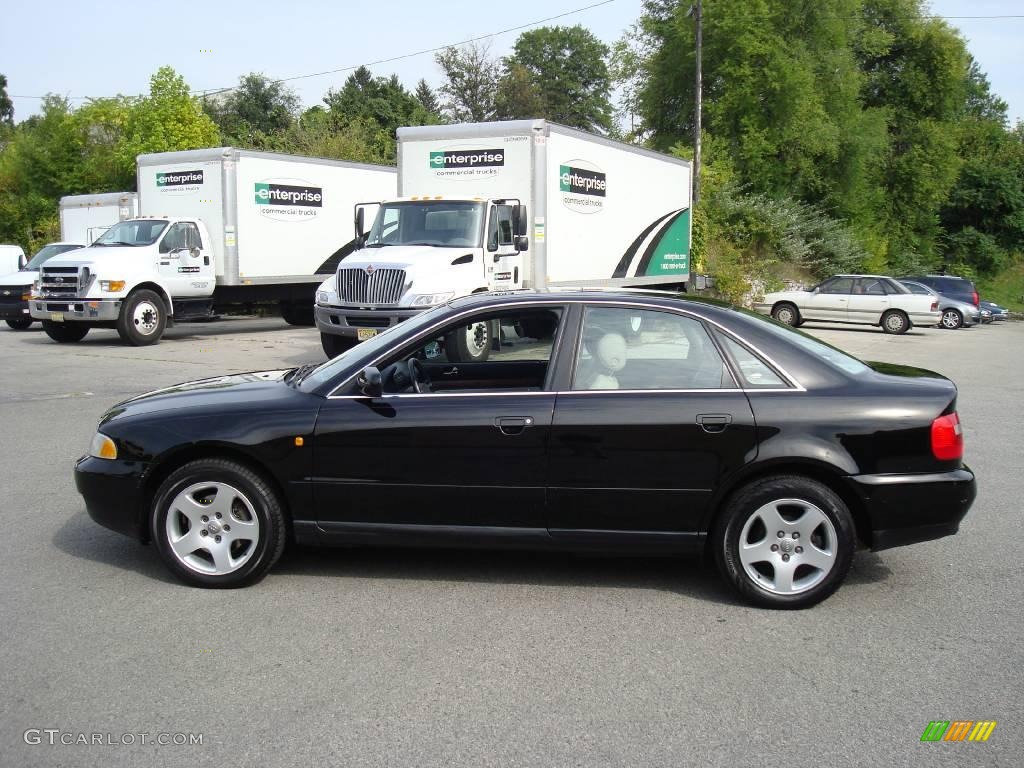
[
  {"x1": 314, "y1": 197, "x2": 527, "y2": 359},
  {"x1": 29, "y1": 217, "x2": 215, "y2": 345}
]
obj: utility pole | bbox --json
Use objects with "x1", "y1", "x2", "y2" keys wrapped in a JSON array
[{"x1": 693, "y1": 0, "x2": 703, "y2": 206}]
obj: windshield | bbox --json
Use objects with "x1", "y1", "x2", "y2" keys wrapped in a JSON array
[
  {"x1": 365, "y1": 201, "x2": 484, "y2": 249},
  {"x1": 299, "y1": 303, "x2": 452, "y2": 391},
  {"x1": 24, "y1": 243, "x2": 83, "y2": 270},
  {"x1": 732, "y1": 307, "x2": 870, "y2": 376},
  {"x1": 94, "y1": 220, "x2": 168, "y2": 247}
]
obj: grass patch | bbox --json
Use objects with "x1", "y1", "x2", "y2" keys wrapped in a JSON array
[{"x1": 977, "y1": 258, "x2": 1024, "y2": 312}]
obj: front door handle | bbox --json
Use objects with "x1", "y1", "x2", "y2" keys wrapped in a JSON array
[
  {"x1": 442, "y1": 367, "x2": 459, "y2": 376},
  {"x1": 697, "y1": 413, "x2": 732, "y2": 434},
  {"x1": 495, "y1": 416, "x2": 534, "y2": 436}
]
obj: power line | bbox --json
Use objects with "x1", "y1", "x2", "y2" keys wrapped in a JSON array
[{"x1": 11, "y1": 0, "x2": 619, "y2": 102}]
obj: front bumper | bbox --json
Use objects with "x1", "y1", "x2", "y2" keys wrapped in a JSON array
[
  {"x1": 848, "y1": 467, "x2": 977, "y2": 550},
  {"x1": 75, "y1": 455, "x2": 148, "y2": 540},
  {"x1": 0, "y1": 297, "x2": 30, "y2": 320},
  {"x1": 315, "y1": 303, "x2": 427, "y2": 338},
  {"x1": 30, "y1": 298, "x2": 121, "y2": 322}
]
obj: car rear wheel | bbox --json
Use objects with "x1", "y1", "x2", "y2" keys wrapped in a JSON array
[
  {"x1": 321, "y1": 332, "x2": 358, "y2": 359},
  {"x1": 151, "y1": 459, "x2": 286, "y2": 588},
  {"x1": 5, "y1": 318, "x2": 33, "y2": 330},
  {"x1": 715, "y1": 476, "x2": 855, "y2": 609},
  {"x1": 771, "y1": 303, "x2": 800, "y2": 327},
  {"x1": 881, "y1": 309, "x2": 909, "y2": 335},
  {"x1": 940, "y1": 308, "x2": 963, "y2": 330},
  {"x1": 42, "y1": 321, "x2": 89, "y2": 343}
]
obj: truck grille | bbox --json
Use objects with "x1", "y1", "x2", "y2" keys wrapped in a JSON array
[
  {"x1": 337, "y1": 267, "x2": 406, "y2": 306},
  {"x1": 40, "y1": 266, "x2": 86, "y2": 298}
]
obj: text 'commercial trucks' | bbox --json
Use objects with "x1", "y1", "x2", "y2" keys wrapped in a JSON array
[
  {"x1": 30, "y1": 148, "x2": 396, "y2": 345},
  {"x1": 315, "y1": 119, "x2": 692, "y2": 359},
  {"x1": 59, "y1": 192, "x2": 139, "y2": 244}
]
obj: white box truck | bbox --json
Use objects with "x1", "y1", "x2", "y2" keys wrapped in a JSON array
[
  {"x1": 59, "y1": 192, "x2": 138, "y2": 244},
  {"x1": 315, "y1": 119, "x2": 692, "y2": 359},
  {"x1": 30, "y1": 148, "x2": 396, "y2": 345}
]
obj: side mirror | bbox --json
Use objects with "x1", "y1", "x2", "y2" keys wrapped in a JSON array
[
  {"x1": 512, "y1": 205, "x2": 528, "y2": 237},
  {"x1": 189, "y1": 247, "x2": 200, "y2": 259},
  {"x1": 356, "y1": 366, "x2": 382, "y2": 398},
  {"x1": 515, "y1": 235, "x2": 529, "y2": 252},
  {"x1": 355, "y1": 207, "x2": 365, "y2": 238}
]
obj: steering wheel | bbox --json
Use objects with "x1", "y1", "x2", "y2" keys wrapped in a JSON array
[{"x1": 407, "y1": 358, "x2": 432, "y2": 394}]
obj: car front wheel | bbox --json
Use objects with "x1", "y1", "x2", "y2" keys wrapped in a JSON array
[
  {"x1": 940, "y1": 309, "x2": 963, "y2": 330},
  {"x1": 151, "y1": 459, "x2": 286, "y2": 588},
  {"x1": 771, "y1": 303, "x2": 800, "y2": 327},
  {"x1": 715, "y1": 476, "x2": 855, "y2": 609}
]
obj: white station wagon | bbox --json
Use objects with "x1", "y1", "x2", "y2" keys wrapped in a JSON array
[{"x1": 755, "y1": 275, "x2": 940, "y2": 334}]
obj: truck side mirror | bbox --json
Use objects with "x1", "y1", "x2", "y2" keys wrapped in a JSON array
[
  {"x1": 512, "y1": 205, "x2": 528, "y2": 237},
  {"x1": 356, "y1": 366, "x2": 382, "y2": 398},
  {"x1": 354, "y1": 208, "x2": 366, "y2": 244},
  {"x1": 515, "y1": 235, "x2": 529, "y2": 252}
]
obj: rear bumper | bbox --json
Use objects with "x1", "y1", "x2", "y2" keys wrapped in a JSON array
[
  {"x1": 848, "y1": 467, "x2": 977, "y2": 550},
  {"x1": 75, "y1": 455, "x2": 148, "y2": 540},
  {"x1": 30, "y1": 298, "x2": 121, "y2": 322},
  {"x1": 315, "y1": 304, "x2": 426, "y2": 338}
]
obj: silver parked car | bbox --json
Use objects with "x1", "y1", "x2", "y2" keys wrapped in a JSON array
[{"x1": 899, "y1": 280, "x2": 981, "y2": 329}]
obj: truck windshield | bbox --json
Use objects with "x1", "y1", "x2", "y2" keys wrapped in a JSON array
[
  {"x1": 93, "y1": 220, "x2": 168, "y2": 247},
  {"x1": 365, "y1": 201, "x2": 484, "y2": 249},
  {"x1": 24, "y1": 243, "x2": 83, "y2": 270}
]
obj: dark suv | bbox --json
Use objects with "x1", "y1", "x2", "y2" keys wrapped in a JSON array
[{"x1": 901, "y1": 274, "x2": 979, "y2": 309}]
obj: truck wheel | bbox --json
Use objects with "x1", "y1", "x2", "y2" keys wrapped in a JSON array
[
  {"x1": 5, "y1": 318, "x2": 33, "y2": 330},
  {"x1": 446, "y1": 320, "x2": 491, "y2": 363},
  {"x1": 117, "y1": 289, "x2": 167, "y2": 346},
  {"x1": 281, "y1": 302, "x2": 315, "y2": 327},
  {"x1": 880, "y1": 310, "x2": 909, "y2": 335},
  {"x1": 42, "y1": 321, "x2": 89, "y2": 343},
  {"x1": 321, "y1": 333, "x2": 357, "y2": 359}
]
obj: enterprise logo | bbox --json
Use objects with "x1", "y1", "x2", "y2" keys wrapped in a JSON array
[
  {"x1": 559, "y1": 165, "x2": 607, "y2": 197},
  {"x1": 156, "y1": 170, "x2": 204, "y2": 187},
  {"x1": 429, "y1": 149, "x2": 504, "y2": 169},
  {"x1": 254, "y1": 183, "x2": 323, "y2": 207}
]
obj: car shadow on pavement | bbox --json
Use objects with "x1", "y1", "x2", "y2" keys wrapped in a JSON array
[
  {"x1": 798, "y1": 323, "x2": 931, "y2": 336},
  {"x1": 52, "y1": 510, "x2": 178, "y2": 585}
]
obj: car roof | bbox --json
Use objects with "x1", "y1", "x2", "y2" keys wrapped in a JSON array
[{"x1": 447, "y1": 288, "x2": 739, "y2": 318}]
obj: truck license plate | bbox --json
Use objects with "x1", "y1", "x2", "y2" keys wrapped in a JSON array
[
  {"x1": 356, "y1": 328, "x2": 377, "y2": 341},
  {"x1": 49, "y1": 312, "x2": 65, "y2": 322}
]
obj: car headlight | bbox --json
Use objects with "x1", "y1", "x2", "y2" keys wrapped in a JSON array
[
  {"x1": 89, "y1": 432, "x2": 118, "y2": 460},
  {"x1": 411, "y1": 292, "x2": 455, "y2": 307},
  {"x1": 100, "y1": 280, "x2": 126, "y2": 292}
]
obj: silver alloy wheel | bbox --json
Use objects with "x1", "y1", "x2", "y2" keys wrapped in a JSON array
[
  {"x1": 738, "y1": 498, "x2": 838, "y2": 595},
  {"x1": 884, "y1": 312, "x2": 906, "y2": 333},
  {"x1": 941, "y1": 310, "x2": 962, "y2": 329},
  {"x1": 133, "y1": 299, "x2": 161, "y2": 335},
  {"x1": 165, "y1": 481, "x2": 260, "y2": 575},
  {"x1": 775, "y1": 305, "x2": 795, "y2": 325},
  {"x1": 466, "y1": 321, "x2": 489, "y2": 356}
]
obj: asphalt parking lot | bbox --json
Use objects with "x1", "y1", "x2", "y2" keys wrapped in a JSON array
[{"x1": 1, "y1": 317, "x2": 1021, "y2": 767}]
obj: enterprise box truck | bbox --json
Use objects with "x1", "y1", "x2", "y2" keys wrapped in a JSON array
[
  {"x1": 31, "y1": 148, "x2": 396, "y2": 345},
  {"x1": 315, "y1": 119, "x2": 692, "y2": 359},
  {"x1": 59, "y1": 192, "x2": 138, "y2": 244}
]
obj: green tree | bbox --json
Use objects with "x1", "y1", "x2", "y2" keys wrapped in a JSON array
[
  {"x1": 0, "y1": 73, "x2": 13, "y2": 128},
  {"x1": 494, "y1": 63, "x2": 545, "y2": 121},
  {"x1": 414, "y1": 79, "x2": 441, "y2": 119},
  {"x1": 435, "y1": 42, "x2": 499, "y2": 122},
  {"x1": 205, "y1": 73, "x2": 300, "y2": 143},
  {"x1": 503, "y1": 25, "x2": 613, "y2": 131}
]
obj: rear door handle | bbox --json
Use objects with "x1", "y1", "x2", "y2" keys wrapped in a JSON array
[
  {"x1": 495, "y1": 416, "x2": 534, "y2": 436},
  {"x1": 697, "y1": 413, "x2": 732, "y2": 433}
]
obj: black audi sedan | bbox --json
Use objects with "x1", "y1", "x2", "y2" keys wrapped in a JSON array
[{"x1": 75, "y1": 291, "x2": 976, "y2": 608}]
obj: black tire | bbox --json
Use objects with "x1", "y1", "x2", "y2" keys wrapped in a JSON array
[
  {"x1": 771, "y1": 303, "x2": 800, "y2": 327},
  {"x1": 151, "y1": 458, "x2": 287, "y2": 588},
  {"x1": 714, "y1": 475, "x2": 856, "y2": 609},
  {"x1": 321, "y1": 332, "x2": 358, "y2": 359},
  {"x1": 281, "y1": 302, "x2": 315, "y2": 327},
  {"x1": 445, "y1": 320, "x2": 491, "y2": 362},
  {"x1": 41, "y1": 321, "x2": 89, "y2": 343},
  {"x1": 880, "y1": 309, "x2": 909, "y2": 335},
  {"x1": 117, "y1": 289, "x2": 167, "y2": 346},
  {"x1": 939, "y1": 308, "x2": 963, "y2": 330},
  {"x1": 5, "y1": 318, "x2": 33, "y2": 330}
]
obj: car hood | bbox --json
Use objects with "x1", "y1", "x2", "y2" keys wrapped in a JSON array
[
  {"x1": 0, "y1": 269, "x2": 37, "y2": 287},
  {"x1": 99, "y1": 370, "x2": 299, "y2": 424}
]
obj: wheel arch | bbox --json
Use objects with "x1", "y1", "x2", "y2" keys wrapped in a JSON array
[
  {"x1": 701, "y1": 459, "x2": 873, "y2": 556},
  {"x1": 139, "y1": 444, "x2": 293, "y2": 544}
]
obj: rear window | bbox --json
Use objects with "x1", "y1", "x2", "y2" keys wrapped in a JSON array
[
  {"x1": 730, "y1": 309, "x2": 871, "y2": 377},
  {"x1": 911, "y1": 276, "x2": 975, "y2": 296}
]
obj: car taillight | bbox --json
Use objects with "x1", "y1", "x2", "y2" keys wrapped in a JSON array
[
  {"x1": 931, "y1": 412, "x2": 963, "y2": 461},
  {"x1": 930, "y1": 300, "x2": 938, "y2": 311},
  {"x1": 972, "y1": 291, "x2": 979, "y2": 307}
]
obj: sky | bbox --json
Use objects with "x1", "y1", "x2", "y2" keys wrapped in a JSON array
[{"x1": 2, "y1": 0, "x2": 1022, "y2": 125}]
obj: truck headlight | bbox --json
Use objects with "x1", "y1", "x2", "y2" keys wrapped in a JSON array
[
  {"x1": 100, "y1": 280, "x2": 126, "y2": 292},
  {"x1": 89, "y1": 432, "x2": 118, "y2": 460},
  {"x1": 317, "y1": 291, "x2": 332, "y2": 305},
  {"x1": 30, "y1": 280, "x2": 41, "y2": 298},
  {"x1": 411, "y1": 292, "x2": 455, "y2": 307}
]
